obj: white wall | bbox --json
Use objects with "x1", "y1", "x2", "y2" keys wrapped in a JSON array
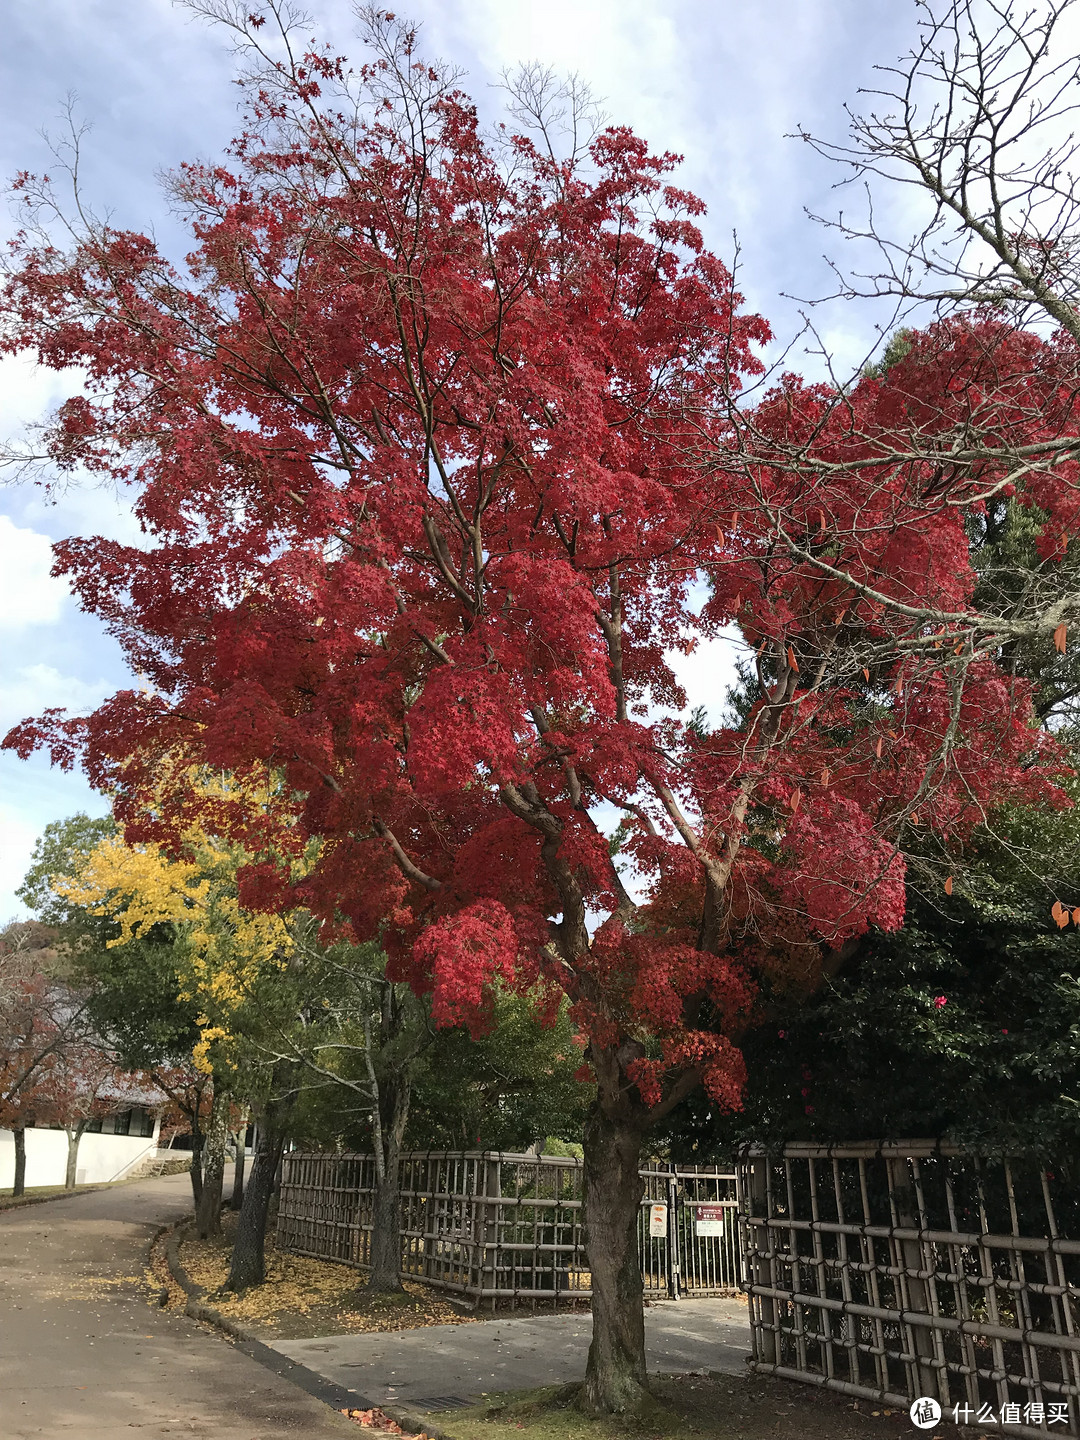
[{"x1": 0, "y1": 1126, "x2": 163, "y2": 1188}]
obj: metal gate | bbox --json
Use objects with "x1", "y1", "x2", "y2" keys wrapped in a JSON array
[{"x1": 638, "y1": 1164, "x2": 741, "y2": 1297}]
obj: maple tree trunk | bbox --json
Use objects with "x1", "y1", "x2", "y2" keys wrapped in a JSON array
[
  {"x1": 581, "y1": 1098, "x2": 649, "y2": 1415},
  {"x1": 64, "y1": 1122, "x2": 88, "y2": 1190},
  {"x1": 225, "y1": 1118, "x2": 286, "y2": 1292},
  {"x1": 12, "y1": 1123, "x2": 26, "y2": 1198},
  {"x1": 230, "y1": 1124, "x2": 246, "y2": 1212},
  {"x1": 195, "y1": 1088, "x2": 228, "y2": 1239}
]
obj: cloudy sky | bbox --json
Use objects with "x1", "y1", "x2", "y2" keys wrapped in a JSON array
[{"x1": 0, "y1": 0, "x2": 921, "y2": 917}]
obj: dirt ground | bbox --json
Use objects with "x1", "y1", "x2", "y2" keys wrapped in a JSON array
[
  {"x1": 179, "y1": 1211, "x2": 484, "y2": 1339},
  {"x1": 422, "y1": 1375, "x2": 982, "y2": 1440}
]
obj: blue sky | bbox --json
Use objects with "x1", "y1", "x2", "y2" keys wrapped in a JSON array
[{"x1": 0, "y1": 0, "x2": 918, "y2": 917}]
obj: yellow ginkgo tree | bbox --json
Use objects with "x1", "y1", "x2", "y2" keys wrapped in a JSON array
[{"x1": 53, "y1": 771, "x2": 297, "y2": 1236}]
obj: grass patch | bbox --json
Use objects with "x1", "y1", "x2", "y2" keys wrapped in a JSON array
[{"x1": 424, "y1": 1374, "x2": 919, "y2": 1440}]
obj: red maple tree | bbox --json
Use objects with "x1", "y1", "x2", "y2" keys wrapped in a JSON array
[{"x1": 3, "y1": 9, "x2": 1075, "y2": 1408}]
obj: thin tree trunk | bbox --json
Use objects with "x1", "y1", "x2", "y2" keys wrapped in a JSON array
[
  {"x1": 195, "y1": 1087, "x2": 228, "y2": 1239},
  {"x1": 64, "y1": 1121, "x2": 89, "y2": 1190},
  {"x1": 189, "y1": 1115, "x2": 204, "y2": 1210},
  {"x1": 363, "y1": 1013, "x2": 410, "y2": 1293},
  {"x1": 368, "y1": 1165, "x2": 403, "y2": 1292},
  {"x1": 581, "y1": 1097, "x2": 649, "y2": 1415},
  {"x1": 229, "y1": 1118, "x2": 247, "y2": 1212},
  {"x1": 225, "y1": 1112, "x2": 287, "y2": 1292},
  {"x1": 12, "y1": 1122, "x2": 27, "y2": 1197}
]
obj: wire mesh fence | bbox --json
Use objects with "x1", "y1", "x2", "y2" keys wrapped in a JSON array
[
  {"x1": 276, "y1": 1149, "x2": 740, "y2": 1307},
  {"x1": 738, "y1": 1142, "x2": 1080, "y2": 1437}
]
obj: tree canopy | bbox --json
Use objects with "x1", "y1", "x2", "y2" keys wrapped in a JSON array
[{"x1": 6, "y1": 0, "x2": 1080, "y2": 1412}]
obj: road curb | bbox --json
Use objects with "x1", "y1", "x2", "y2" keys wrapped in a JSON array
[
  {"x1": 163, "y1": 1219, "x2": 458, "y2": 1440},
  {"x1": 0, "y1": 1183, "x2": 111, "y2": 1214}
]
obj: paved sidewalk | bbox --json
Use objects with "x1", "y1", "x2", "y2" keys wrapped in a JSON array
[
  {"x1": 0, "y1": 1172, "x2": 354, "y2": 1439},
  {"x1": 272, "y1": 1297, "x2": 751, "y2": 1411}
]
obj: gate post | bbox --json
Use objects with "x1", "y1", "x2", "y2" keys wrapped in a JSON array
[
  {"x1": 886, "y1": 1156, "x2": 938, "y2": 1402},
  {"x1": 667, "y1": 1170, "x2": 681, "y2": 1299},
  {"x1": 745, "y1": 1152, "x2": 778, "y2": 1366}
]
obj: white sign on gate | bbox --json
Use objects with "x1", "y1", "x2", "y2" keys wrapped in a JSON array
[
  {"x1": 648, "y1": 1202, "x2": 668, "y2": 1237},
  {"x1": 695, "y1": 1203, "x2": 726, "y2": 1236}
]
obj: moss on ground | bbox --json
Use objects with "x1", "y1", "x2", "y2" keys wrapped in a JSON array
[{"x1": 422, "y1": 1374, "x2": 926, "y2": 1440}]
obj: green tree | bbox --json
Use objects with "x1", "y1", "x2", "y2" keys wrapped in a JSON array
[
  {"x1": 665, "y1": 796, "x2": 1080, "y2": 1158},
  {"x1": 405, "y1": 989, "x2": 589, "y2": 1152}
]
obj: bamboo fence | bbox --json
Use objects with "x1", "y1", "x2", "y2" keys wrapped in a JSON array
[
  {"x1": 739, "y1": 1142, "x2": 1080, "y2": 1437},
  {"x1": 275, "y1": 1149, "x2": 740, "y2": 1307}
]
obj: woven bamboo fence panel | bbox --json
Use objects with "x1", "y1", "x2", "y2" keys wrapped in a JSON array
[
  {"x1": 276, "y1": 1149, "x2": 740, "y2": 1305},
  {"x1": 738, "y1": 1143, "x2": 1080, "y2": 1436}
]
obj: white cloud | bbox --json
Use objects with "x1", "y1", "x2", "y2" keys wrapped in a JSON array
[
  {"x1": 0, "y1": 662, "x2": 110, "y2": 734},
  {"x1": 0, "y1": 353, "x2": 85, "y2": 439},
  {"x1": 0, "y1": 516, "x2": 69, "y2": 630},
  {"x1": 669, "y1": 630, "x2": 741, "y2": 729},
  {"x1": 0, "y1": 804, "x2": 41, "y2": 922}
]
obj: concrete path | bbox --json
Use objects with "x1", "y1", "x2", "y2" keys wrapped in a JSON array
[
  {"x1": 272, "y1": 1297, "x2": 752, "y2": 1411},
  {"x1": 0, "y1": 1172, "x2": 354, "y2": 1439}
]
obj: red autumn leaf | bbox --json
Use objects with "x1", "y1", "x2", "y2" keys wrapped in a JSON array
[
  {"x1": 787, "y1": 645, "x2": 799, "y2": 673},
  {"x1": 875, "y1": 737, "x2": 884, "y2": 758},
  {"x1": 944, "y1": 876, "x2": 954, "y2": 895},
  {"x1": 1052, "y1": 901, "x2": 1069, "y2": 929},
  {"x1": 1054, "y1": 621, "x2": 1068, "y2": 654}
]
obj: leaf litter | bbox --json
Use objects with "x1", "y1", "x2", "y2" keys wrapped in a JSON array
[{"x1": 179, "y1": 1212, "x2": 482, "y2": 1338}]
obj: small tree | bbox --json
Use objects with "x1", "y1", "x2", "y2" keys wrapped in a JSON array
[
  {"x1": 41, "y1": 1045, "x2": 134, "y2": 1190},
  {"x1": 0, "y1": 922, "x2": 89, "y2": 1196}
]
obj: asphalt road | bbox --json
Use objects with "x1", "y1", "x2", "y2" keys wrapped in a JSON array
[{"x1": 0, "y1": 1172, "x2": 354, "y2": 1440}]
